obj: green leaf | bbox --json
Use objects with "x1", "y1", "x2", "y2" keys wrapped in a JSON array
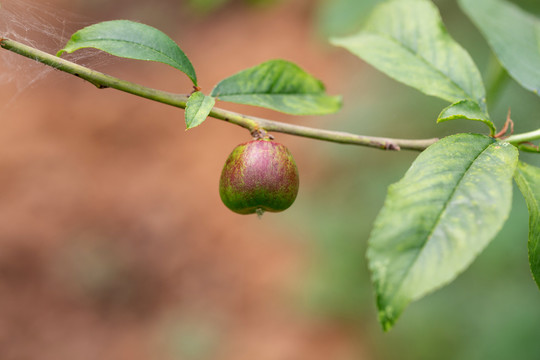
[
  {"x1": 210, "y1": 59, "x2": 342, "y2": 115},
  {"x1": 316, "y1": 0, "x2": 384, "y2": 37},
  {"x1": 459, "y1": 0, "x2": 540, "y2": 96},
  {"x1": 331, "y1": 0, "x2": 486, "y2": 109},
  {"x1": 367, "y1": 133, "x2": 518, "y2": 331},
  {"x1": 57, "y1": 20, "x2": 197, "y2": 85},
  {"x1": 438, "y1": 100, "x2": 496, "y2": 135},
  {"x1": 514, "y1": 161, "x2": 540, "y2": 290},
  {"x1": 185, "y1": 91, "x2": 215, "y2": 130}
]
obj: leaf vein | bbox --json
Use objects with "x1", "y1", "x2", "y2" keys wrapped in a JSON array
[
  {"x1": 369, "y1": 31, "x2": 471, "y2": 100},
  {"x1": 78, "y1": 38, "x2": 186, "y2": 70},
  {"x1": 387, "y1": 141, "x2": 493, "y2": 303}
]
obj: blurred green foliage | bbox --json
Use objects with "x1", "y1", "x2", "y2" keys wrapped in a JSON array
[
  {"x1": 286, "y1": 0, "x2": 540, "y2": 359},
  {"x1": 158, "y1": 316, "x2": 220, "y2": 360},
  {"x1": 315, "y1": 0, "x2": 384, "y2": 38},
  {"x1": 188, "y1": 0, "x2": 280, "y2": 14}
]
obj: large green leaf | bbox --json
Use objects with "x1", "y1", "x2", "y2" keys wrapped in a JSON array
[
  {"x1": 57, "y1": 20, "x2": 197, "y2": 85},
  {"x1": 331, "y1": 0, "x2": 487, "y2": 109},
  {"x1": 514, "y1": 161, "x2": 540, "y2": 290},
  {"x1": 367, "y1": 133, "x2": 518, "y2": 331},
  {"x1": 210, "y1": 60, "x2": 342, "y2": 115},
  {"x1": 185, "y1": 91, "x2": 215, "y2": 130},
  {"x1": 459, "y1": 0, "x2": 540, "y2": 96}
]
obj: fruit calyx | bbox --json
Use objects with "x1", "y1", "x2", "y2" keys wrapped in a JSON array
[{"x1": 250, "y1": 128, "x2": 274, "y2": 141}]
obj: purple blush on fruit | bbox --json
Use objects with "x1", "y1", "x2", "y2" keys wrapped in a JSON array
[{"x1": 219, "y1": 139, "x2": 299, "y2": 215}]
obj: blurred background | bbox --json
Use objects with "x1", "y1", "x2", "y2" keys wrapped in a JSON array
[{"x1": 0, "y1": 0, "x2": 539, "y2": 359}]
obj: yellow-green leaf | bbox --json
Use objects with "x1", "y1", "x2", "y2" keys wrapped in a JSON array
[
  {"x1": 514, "y1": 161, "x2": 540, "y2": 289},
  {"x1": 185, "y1": 92, "x2": 215, "y2": 130},
  {"x1": 331, "y1": 0, "x2": 486, "y2": 110},
  {"x1": 368, "y1": 134, "x2": 518, "y2": 331}
]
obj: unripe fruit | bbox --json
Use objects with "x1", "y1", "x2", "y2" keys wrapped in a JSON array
[{"x1": 219, "y1": 139, "x2": 299, "y2": 215}]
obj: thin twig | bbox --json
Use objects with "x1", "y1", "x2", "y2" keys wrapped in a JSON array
[
  {"x1": 506, "y1": 128, "x2": 540, "y2": 145},
  {"x1": 8, "y1": 37, "x2": 537, "y2": 152}
]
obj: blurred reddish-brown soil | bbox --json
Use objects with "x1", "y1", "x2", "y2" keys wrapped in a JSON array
[{"x1": 0, "y1": 1, "x2": 361, "y2": 359}]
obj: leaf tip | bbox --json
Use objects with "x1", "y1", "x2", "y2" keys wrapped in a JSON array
[
  {"x1": 184, "y1": 118, "x2": 205, "y2": 131},
  {"x1": 378, "y1": 307, "x2": 396, "y2": 332},
  {"x1": 184, "y1": 119, "x2": 201, "y2": 131},
  {"x1": 189, "y1": 75, "x2": 198, "y2": 87}
]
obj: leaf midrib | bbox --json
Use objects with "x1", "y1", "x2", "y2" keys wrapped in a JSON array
[
  {"x1": 191, "y1": 96, "x2": 214, "y2": 122},
  {"x1": 363, "y1": 31, "x2": 474, "y2": 101},
  {"x1": 385, "y1": 141, "x2": 493, "y2": 305},
  {"x1": 74, "y1": 37, "x2": 187, "y2": 70},
  {"x1": 213, "y1": 65, "x2": 325, "y2": 97}
]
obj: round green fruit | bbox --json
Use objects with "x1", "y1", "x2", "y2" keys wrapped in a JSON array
[{"x1": 219, "y1": 139, "x2": 299, "y2": 215}]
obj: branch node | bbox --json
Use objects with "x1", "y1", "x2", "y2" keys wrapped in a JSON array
[{"x1": 385, "y1": 142, "x2": 401, "y2": 151}]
